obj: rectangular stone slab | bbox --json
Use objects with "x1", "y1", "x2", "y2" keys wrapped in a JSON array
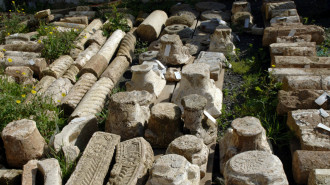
[
  {"x1": 276, "y1": 35, "x2": 312, "y2": 43},
  {"x1": 282, "y1": 75, "x2": 330, "y2": 90},
  {"x1": 66, "y1": 132, "x2": 120, "y2": 185},
  {"x1": 269, "y1": 68, "x2": 330, "y2": 82},
  {"x1": 274, "y1": 56, "x2": 330, "y2": 68},
  {"x1": 287, "y1": 109, "x2": 330, "y2": 151}
]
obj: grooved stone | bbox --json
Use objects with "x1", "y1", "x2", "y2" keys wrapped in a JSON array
[{"x1": 42, "y1": 55, "x2": 74, "y2": 79}]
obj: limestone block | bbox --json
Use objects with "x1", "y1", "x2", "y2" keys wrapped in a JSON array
[
  {"x1": 157, "y1": 34, "x2": 191, "y2": 65},
  {"x1": 224, "y1": 151, "x2": 288, "y2": 185},
  {"x1": 74, "y1": 19, "x2": 103, "y2": 50},
  {"x1": 126, "y1": 64, "x2": 166, "y2": 97},
  {"x1": 107, "y1": 137, "x2": 154, "y2": 185},
  {"x1": 79, "y1": 54, "x2": 108, "y2": 78},
  {"x1": 63, "y1": 65, "x2": 79, "y2": 83},
  {"x1": 35, "y1": 9, "x2": 51, "y2": 19},
  {"x1": 270, "y1": 9, "x2": 298, "y2": 19},
  {"x1": 209, "y1": 25, "x2": 235, "y2": 56},
  {"x1": 74, "y1": 43, "x2": 100, "y2": 69},
  {"x1": 282, "y1": 75, "x2": 330, "y2": 90},
  {"x1": 70, "y1": 48, "x2": 83, "y2": 60},
  {"x1": 165, "y1": 67, "x2": 181, "y2": 82},
  {"x1": 265, "y1": 1, "x2": 296, "y2": 20},
  {"x1": 219, "y1": 117, "x2": 272, "y2": 174},
  {"x1": 165, "y1": 15, "x2": 194, "y2": 27},
  {"x1": 308, "y1": 169, "x2": 330, "y2": 185},
  {"x1": 86, "y1": 30, "x2": 107, "y2": 47},
  {"x1": 184, "y1": 38, "x2": 205, "y2": 56},
  {"x1": 52, "y1": 22, "x2": 86, "y2": 29},
  {"x1": 4, "y1": 43, "x2": 44, "y2": 53},
  {"x1": 195, "y1": 51, "x2": 228, "y2": 81},
  {"x1": 5, "y1": 32, "x2": 37, "y2": 44},
  {"x1": 62, "y1": 145, "x2": 80, "y2": 164},
  {"x1": 172, "y1": 63, "x2": 223, "y2": 117},
  {"x1": 61, "y1": 73, "x2": 97, "y2": 115},
  {"x1": 0, "y1": 168, "x2": 22, "y2": 185},
  {"x1": 293, "y1": 150, "x2": 330, "y2": 184},
  {"x1": 166, "y1": 135, "x2": 208, "y2": 178},
  {"x1": 34, "y1": 76, "x2": 56, "y2": 96},
  {"x1": 270, "y1": 42, "x2": 316, "y2": 63},
  {"x1": 263, "y1": 24, "x2": 325, "y2": 46},
  {"x1": 145, "y1": 103, "x2": 182, "y2": 148},
  {"x1": 22, "y1": 160, "x2": 38, "y2": 185},
  {"x1": 232, "y1": 1, "x2": 251, "y2": 14},
  {"x1": 270, "y1": 15, "x2": 300, "y2": 25},
  {"x1": 137, "y1": 10, "x2": 168, "y2": 42},
  {"x1": 287, "y1": 110, "x2": 330, "y2": 151},
  {"x1": 231, "y1": 12, "x2": 253, "y2": 27},
  {"x1": 5, "y1": 66, "x2": 34, "y2": 84},
  {"x1": 70, "y1": 77, "x2": 114, "y2": 119},
  {"x1": 60, "y1": 16, "x2": 89, "y2": 25},
  {"x1": 146, "y1": 154, "x2": 200, "y2": 185},
  {"x1": 105, "y1": 90, "x2": 153, "y2": 141},
  {"x1": 37, "y1": 158, "x2": 61, "y2": 185},
  {"x1": 277, "y1": 90, "x2": 330, "y2": 115},
  {"x1": 2, "y1": 119, "x2": 46, "y2": 168},
  {"x1": 274, "y1": 56, "x2": 330, "y2": 68},
  {"x1": 4, "y1": 51, "x2": 41, "y2": 58},
  {"x1": 100, "y1": 56, "x2": 129, "y2": 84},
  {"x1": 269, "y1": 68, "x2": 330, "y2": 82},
  {"x1": 116, "y1": 32, "x2": 137, "y2": 63},
  {"x1": 162, "y1": 24, "x2": 193, "y2": 39},
  {"x1": 42, "y1": 77, "x2": 73, "y2": 105},
  {"x1": 139, "y1": 51, "x2": 158, "y2": 64},
  {"x1": 42, "y1": 55, "x2": 74, "y2": 78},
  {"x1": 201, "y1": 10, "x2": 231, "y2": 22},
  {"x1": 148, "y1": 39, "x2": 161, "y2": 51},
  {"x1": 98, "y1": 29, "x2": 126, "y2": 62},
  {"x1": 66, "y1": 132, "x2": 120, "y2": 185},
  {"x1": 276, "y1": 35, "x2": 312, "y2": 43},
  {"x1": 195, "y1": 2, "x2": 226, "y2": 12},
  {"x1": 68, "y1": 11, "x2": 96, "y2": 18}
]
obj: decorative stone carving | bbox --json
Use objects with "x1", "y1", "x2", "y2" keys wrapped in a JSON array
[
  {"x1": 107, "y1": 137, "x2": 154, "y2": 185},
  {"x1": 86, "y1": 30, "x2": 107, "y2": 47},
  {"x1": 105, "y1": 90, "x2": 154, "y2": 141},
  {"x1": 231, "y1": 12, "x2": 253, "y2": 27},
  {"x1": 157, "y1": 34, "x2": 192, "y2": 65},
  {"x1": 126, "y1": 64, "x2": 166, "y2": 97},
  {"x1": 63, "y1": 65, "x2": 79, "y2": 83},
  {"x1": 100, "y1": 56, "x2": 129, "y2": 84},
  {"x1": 165, "y1": 15, "x2": 194, "y2": 27},
  {"x1": 163, "y1": 24, "x2": 193, "y2": 39},
  {"x1": 282, "y1": 75, "x2": 330, "y2": 90},
  {"x1": 42, "y1": 77, "x2": 73, "y2": 105},
  {"x1": 145, "y1": 103, "x2": 182, "y2": 148},
  {"x1": 137, "y1": 10, "x2": 168, "y2": 42},
  {"x1": 224, "y1": 151, "x2": 288, "y2": 185},
  {"x1": 74, "y1": 19, "x2": 103, "y2": 50},
  {"x1": 166, "y1": 135, "x2": 209, "y2": 178},
  {"x1": 146, "y1": 154, "x2": 200, "y2": 185},
  {"x1": 37, "y1": 158, "x2": 62, "y2": 185},
  {"x1": 232, "y1": 1, "x2": 251, "y2": 14},
  {"x1": 139, "y1": 51, "x2": 159, "y2": 64},
  {"x1": 308, "y1": 169, "x2": 330, "y2": 185},
  {"x1": 219, "y1": 117, "x2": 272, "y2": 174},
  {"x1": 172, "y1": 63, "x2": 222, "y2": 117},
  {"x1": 2, "y1": 119, "x2": 46, "y2": 168},
  {"x1": 209, "y1": 25, "x2": 235, "y2": 56},
  {"x1": 117, "y1": 32, "x2": 137, "y2": 63},
  {"x1": 74, "y1": 43, "x2": 100, "y2": 69},
  {"x1": 66, "y1": 132, "x2": 120, "y2": 185},
  {"x1": 42, "y1": 55, "x2": 74, "y2": 78}
]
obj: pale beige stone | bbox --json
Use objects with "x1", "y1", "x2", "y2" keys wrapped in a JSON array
[
  {"x1": 70, "y1": 48, "x2": 83, "y2": 60},
  {"x1": 139, "y1": 51, "x2": 158, "y2": 64},
  {"x1": 137, "y1": 10, "x2": 168, "y2": 42},
  {"x1": 162, "y1": 24, "x2": 193, "y2": 39},
  {"x1": 22, "y1": 160, "x2": 38, "y2": 185},
  {"x1": 68, "y1": 11, "x2": 96, "y2": 18},
  {"x1": 35, "y1": 9, "x2": 51, "y2": 19},
  {"x1": 98, "y1": 29, "x2": 126, "y2": 62},
  {"x1": 37, "y1": 158, "x2": 62, "y2": 185},
  {"x1": 276, "y1": 35, "x2": 312, "y2": 43},
  {"x1": 63, "y1": 65, "x2": 79, "y2": 83},
  {"x1": 165, "y1": 15, "x2": 194, "y2": 27},
  {"x1": 5, "y1": 66, "x2": 34, "y2": 84},
  {"x1": 232, "y1": 1, "x2": 251, "y2": 14},
  {"x1": 60, "y1": 16, "x2": 89, "y2": 25},
  {"x1": 34, "y1": 75, "x2": 56, "y2": 96},
  {"x1": 195, "y1": 51, "x2": 227, "y2": 81},
  {"x1": 0, "y1": 168, "x2": 22, "y2": 185},
  {"x1": 270, "y1": 15, "x2": 300, "y2": 25},
  {"x1": 282, "y1": 75, "x2": 330, "y2": 90},
  {"x1": 86, "y1": 30, "x2": 107, "y2": 47},
  {"x1": 117, "y1": 32, "x2": 137, "y2": 63},
  {"x1": 5, "y1": 32, "x2": 37, "y2": 44},
  {"x1": 4, "y1": 42, "x2": 44, "y2": 53},
  {"x1": 74, "y1": 19, "x2": 103, "y2": 50},
  {"x1": 209, "y1": 25, "x2": 235, "y2": 56},
  {"x1": 4, "y1": 51, "x2": 41, "y2": 58},
  {"x1": 74, "y1": 43, "x2": 100, "y2": 69},
  {"x1": 308, "y1": 169, "x2": 330, "y2": 185},
  {"x1": 79, "y1": 54, "x2": 108, "y2": 78},
  {"x1": 52, "y1": 22, "x2": 86, "y2": 29},
  {"x1": 201, "y1": 10, "x2": 231, "y2": 22},
  {"x1": 165, "y1": 67, "x2": 181, "y2": 82},
  {"x1": 42, "y1": 55, "x2": 74, "y2": 78},
  {"x1": 100, "y1": 56, "x2": 129, "y2": 84},
  {"x1": 269, "y1": 68, "x2": 330, "y2": 82},
  {"x1": 274, "y1": 56, "x2": 330, "y2": 68},
  {"x1": 2, "y1": 119, "x2": 46, "y2": 168},
  {"x1": 42, "y1": 77, "x2": 73, "y2": 105},
  {"x1": 270, "y1": 9, "x2": 298, "y2": 19},
  {"x1": 264, "y1": 1, "x2": 296, "y2": 20},
  {"x1": 231, "y1": 12, "x2": 253, "y2": 27}
]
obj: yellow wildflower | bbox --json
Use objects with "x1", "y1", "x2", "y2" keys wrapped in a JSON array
[
  {"x1": 45, "y1": 27, "x2": 48, "y2": 30},
  {"x1": 84, "y1": 36, "x2": 87, "y2": 38},
  {"x1": 32, "y1": 86, "x2": 36, "y2": 89},
  {"x1": 23, "y1": 12, "x2": 25, "y2": 14},
  {"x1": 21, "y1": 94, "x2": 26, "y2": 98},
  {"x1": 15, "y1": 71, "x2": 19, "y2": 73},
  {"x1": 8, "y1": 58, "x2": 13, "y2": 62},
  {"x1": 12, "y1": 1, "x2": 15, "y2": 4},
  {"x1": 9, "y1": 10, "x2": 11, "y2": 12},
  {"x1": 2, "y1": 49, "x2": 6, "y2": 52},
  {"x1": 7, "y1": 33, "x2": 10, "y2": 36},
  {"x1": 22, "y1": 72, "x2": 26, "y2": 75},
  {"x1": 16, "y1": 100, "x2": 21, "y2": 104},
  {"x1": 57, "y1": 100, "x2": 61, "y2": 103},
  {"x1": 17, "y1": 10, "x2": 20, "y2": 13},
  {"x1": 271, "y1": 64, "x2": 275, "y2": 68},
  {"x1": 31, "y1": 90, "x2": 36, "y2": 94},
  {"x1": 38, "y1": 40, "x2": 41, "y2": 43},
  {"x1": 21, "y1": 8, "x2": 24, "y2": 10},
  {"x1": 23, "y1": 87, "x2": 26, "y2": 89},
  {"x1": 61, "y1": 93, "x2": 66, "y2": 97},
  {"x1": 49, "y1": 32, "x2": 53, "y2": 35}
]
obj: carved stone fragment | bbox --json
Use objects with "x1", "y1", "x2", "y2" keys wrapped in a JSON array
[
  {"x1": 209, "y1": 25, "x2": 235, "y2": 56},
  {"x1": 5, "y1": 66, "x2": 34, "y2": 84},
  {"x1": 42, "y1": 77, "x2": 73, "y2": 105},
  {"x1": 139, "y1": 51, "x2": 159, "y2": 64},
  {"x1": 42, "y1": 55, "x2": 74, "y2": 78},
  {"x1": 308, "y1": 169, "x2": 330, "y2": 185},
  {"x1": 74, "y1": 43, "x2": 100, "y2": 69},
  {"x1": 98, "y1": 29, "x2": 126, "y2": 62},
  {"x1": 117, "y1": 32, "x2": 137, "y2": 63},
  {"x1": 162, "y1": 24, "x2": 193, "y2": 39},
  {"x1": 100, "y1": 56, "x2": 129, "y2": 84},
  {"x1": 22, "y1": 160, "x2": 38, "y2": 185},
  {"x1": 79, "y1": 54, "x2": 108, "y2": 78},
  {"x1": 63, "y1": 65, "x2": 79, "y2": 83},
  {"x1": 35, "y1": 9, "x2": 51, "y2": 19},
  {"x1": 137, "y1": 10, "x2": 168, "y2": 42},
  {"x1": 37, "y1": 158, "x2": 62, "y2": 185},
  {"x1": 52, "y1": 22, "x2": 86, "y2": 29},
  {"x1": 232, "y1": 1, "x2": 251, "y2": 14},
  {"x1": 274, "y1": 56, "x2": 330, "y2": 68},
  {"x1": 86, "y1": 30, "x2": 107, "y2": 47},
  {"x1": 269, "y1": 68, "x2": 330, "y2": 82},
  {"x1": 60, "y1": 16, "x2": 89, "y2": 25},
  {"x1": 165, "y1": 15, "x2": 194, "y2": 27},
  {"x1": 3, "y1": 43, "x2": 44, "y2": 53},
  {"x1": 201, "y1": 10, "x2": 231, "y2": 22},
  {"x1": 74, "y1": 19, "x2": 103, "y2": 50}
]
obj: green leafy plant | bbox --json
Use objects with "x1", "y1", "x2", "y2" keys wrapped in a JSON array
[
  {"x1": 317, "y1": 28, "x2": 330, "y2": 57},
  {"x1": 134, "y1": 38, "x2": 149, "y2": 55},
  {"x1": 102, "y1": 3, "x2": 130, "y2": 37}
]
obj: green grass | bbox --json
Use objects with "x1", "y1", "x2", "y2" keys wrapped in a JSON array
[
  {"x1": 102, "y1": 3, "x2": 131, "y2": 37},
  {"x1": 317, "y1": 28, "x2": 330, "y2": 57}
]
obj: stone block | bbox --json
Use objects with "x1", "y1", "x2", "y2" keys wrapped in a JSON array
[
  {"x1": 73, "y1": 43, "x2": 100, "y2": 69},
  {"x1": 60, "y1": 16, "x2": 89, "y2": 25},
  {"x1": 0, "y1": 168, "x2": 22, "y2": 185},
  {"x1": 37, "y1": 158, "x2": 61, "y2": 185},
  {"x1": 308, "y1": 169, "x2": 330, "y2": 185},
  {"x1": 35, "y1": 9, "x2": 51, "y2": 19},
  {"x1": 232, "y1": 1, "x2": 251, "y2": 14},
  {"x1": 282, "y1": 75, "x2": 330, "y2": 90},
  {"x1": 269, "y1": 68, "x2": 330, "y2": 82},
  {"x1": 264, "y1": 1, "x2": 296, "y2": 20},
  {"x1": 274, "y1": 56, "x2": 330, "y2": 68},
  {"x1": 74, "y1": 19, "x2": 102, "y2": 50},
  {"x1": 165, "y1": 15, "x2": 194, "y2": 27},
  {"x1": 137, "y1": 10, "x2": 168, "y2": 42},
  {"x1": 209, "y1": 25, "x2": 235, "y2": 57},
  {"x1": 22, "y1": 160, "x2": 38, "y2": 185}
]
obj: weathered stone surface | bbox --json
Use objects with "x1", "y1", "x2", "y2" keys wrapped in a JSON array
[
  {"x1": 146, "y1": 154, "x2": 200, "y2": 185},
  {"x1": 74, "y1": 43, "x2": 100, "y2": 69},
  {"x1": 42, "y1": 55, "x2": 74, "y2": 78},
  {"x1": 170, "y1": 4, "x2": 198, "y2": 20},
  {"x1": 117, "y1": 32, "x2": 137, "y2": 63},
  {"x1": 62, "y1": 145, "x2": 80, "y2": 164},
  {"x1": 60, "y1": 16, "x2": 89, "y2": 25},
  {"x1": 274, "y1": 56, "x2": 330, "y2": 68},
  {"x1": 172, "y1": 63, "x2": 222, "y2": 117},
  {"x1": 70, "y1": 48, "x2": 83, "y2": 60},
  {"x1": 270, "y1": 8, "x2": 298, "y2": 19},
  {"x1": 220, "y1": 117, "x2": 272, "y2": 174},
  {"x1": 269, "y1": 68, "x2": 330, "y2": 82},
  {"x1": 53, "y1": 22, "x2": 86, "y2": 29},
  {"x1": 276, "y1": 35, "x2": 312, "y2": 43},
  {"x1": 37, "y1": 158, "x2": 61, "y2": 185},
  {"x1": 139, "y1": 51, "x2": 159, "y2": 64},
  {"x1": 282, "y1": 75, "x2": 330, "y2": 90},
  {"x1": 224, "y1": 151, "x2": 288, "y2": 185},
  {"x1": 5, "y1": 66, "x2": 34, "y2": 84},
  {"x1": 5, "y1": 32, "x2": 37, "y2": 44},
  {"x1": 98, "y1": 29, "x2": 126, "y2": 62},
  {"x1": 209, "y1": 25, "x2": 235, "y2": 56},
  {"x1": 165, "y1": 67, "x2": 181, "y2": 82},
  {"x1": 106, "y1": 90, "x2": 153, "y2": 140},
  {"x1": 201, "y1": 10, "x2": 231, "y2": 22},
  {"x1": 165, "y1": 15, "x2": 194, "y2": 27},
  {"x1": 74, "y1": 19, "x2": 103, "y2": 50},
  {"x1": 42, "y1": 77, "x2": 73, "y2": 105},
  {"x1": 63, "y1": 65, "x2": 79, "y2": 83},
  {"x1": 61, "y1": 73, "x2": 97, "y2": 115},
  {"x1": 70, "y1": 77, "x2": 114, "y2": 119},
  {"x1": 287, "y1": 110, "x2": 330, "y2": 151},
  {"x1": 293, "y1": 150, "x2": 330, "y2": 184},
  {"x1": 308, "y1": 169, "x2": 330, "y2": 185},
  {"x1": 157, "y1": 34, "x2": 191, "y2": 65},
  {"x1": 137, "y1": 10, "x2": 168, "y2": 42},
  {"x1": 100, "y1": 56, "x2": 129, "y2": 84},
  {"x1": 270, "y1": 15, "x2": 300, "y2": 25},
  {"x1": 4, "y1": 51, "x2": 41, "y2": 58},
  {"x1": 53, "y1": 115, "x2": 98, "y2": 153},
  {"x1": 277, "y1": 90, "x2": 330, "y2": 115},
  {"x1": 33, "y1": 75, "x2": 56, "y2": 96},
  {"x1": 231, "y1": 11, "x2": 253, "y2": 27},
  {"x1": 126, "y1": 64, "x2": 166, "y2": 97},
  {"x1": 195, "y1": 2, "x2": 226, "y2": 12},
  {"x1": 148, "y1": 39, "x2": 162, "y2": 51},
  {"x1": 232, "y1": 1, "x2": 251, "y2": 14},
  {"x1": 263, "y1": 24, "x2": 325, "y2": 46},
  {"x1": 86, "y1": 30, "x2": 107, "y2": 47},
  {"x1": 35, "y1": 9, "x2": 51, "y2": 19},
  {"x1": 79, "y1": 54, "x2": 108, "y2": 78},
  {"x1": 0, "y1": 168, "x2": 22, "y2": 185},
  {"x1": 66, "y1": 132, "x2": 120, "y2": 185},
  {"x1": 3, "y1": 43, "x2": 44, "y2": 52},
  {"x1": 163, "y1": 24, "x2": 193, "y2": 38},
  {"x1": 166, "y1": 135, "x2": 208, "y2": 178},
  {"x1": 76, "y1": 6, "x2": 90, "y2": 11},
  {"x1": 68, "y1": 11, "x2": 96, "y2": 18},
  {"x1": 264, "y1": 1, "x2": 296, "y2": 20},
  {"x1": 2, "y1": 119, "x2": 46, "y2": 168},
  {"x1": 22, "y1": 160, "x2": 38, "y2": 185},
  {"x1": 199, "y1": 19, "x2": 222, "y2": 33},
  {"x1": 145, "y1": 103, "x2": 182, "y2": 148},
  {"x1": 195, "y1": 51, "x2": 228, "y2": 81},
  {"x1": 107, "y1": 137, "x2": 154, "y2": 185}
]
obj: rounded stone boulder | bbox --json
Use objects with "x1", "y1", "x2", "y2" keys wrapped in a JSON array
[{"x1": 2, "y1": 119, "x2": 46, "y2": 168}]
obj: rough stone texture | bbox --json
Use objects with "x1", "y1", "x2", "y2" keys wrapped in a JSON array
[
  {"x1": 147, "y1": 40, "x2": 161, "y2": 52},
  {"x1": 68, "y1": 11, "x2": 96, "y2": 18},
  {"x1": 274, "y1": 56, "x2": 330, "y2": 68},
  {"x1": 63, "y1": 65, "x2": 79, "y2": 83},
  {"x1": 42, "y1": 55, "x2": 74, "y2": 78},
  {"x1": 35, "y1": 9, "x2": 51, "y2": 19},
  {"x1": 166, "y1": 135, "x2": 209, "y2": 178},
  {"x1": 126, "y1": 64, "x2": 166, "y2": 97},
  {"x1": 276, "y1": 35, "x2": 312, "y2": 43},
  {"x1": 220, "y1": 117, "x2": 272, "y2": 174},
  {"x1": 209, "y1": 25, "x2": 235, "y2": 56},
  {"x1": 195, "y1": 51, "x2": 227, "y2": 81},
  {"x1": 100, "y1": 56, "x2": 130, "y2": 85},
  {"x1": 3, "y1": 43, "x2": 44, "y2": 53},
  {"x1": 60, "y1": 16, "x2": 89, "y2": 25},
  {"x1": 42, "y1": 77, "x2": 73, "y2": 105},
  {"x1": 146, "y1": 154, "x2": 200, "y2": 185},
  {"x1": 277, "y1": 90, "x2": 330, "y2": 115},
  {"x1": 4, "y1": 51, "x2": 41, "y2": 58},
  {"x1": 232, "y1": 1, "x2": 251, "y2": 14},
  {"x1": 269, "y1": 68, "x2": 330, "y2": 82},
  {"x1": 287, "y1": 110, "x2": 330, "y2": 151},
  {"x1": 98, "y1": 29, "x2": 125, "y2": 61},
  {"x1": 201, "y1": 10, "x2": 231, "y2": 22},
  {"x1": 117, "y1": 32, "x2": 137, "y2": 63},
  {"x1": 293, "y1": 150, "x2": 330, "y2": 184},
  {"x1": 170, "y1": 3, "x2": 198, "y2": 20},
  {"x1": 5, "y1": 66, "x2": 34, "y2": 84},
  {"x1": 5, "y1": 32, "x2": 37, "y2": 44},
  {"x1": 308, "y1": 169, "x2": 330, "y2": 185},
  {"x1": 74, "y1": 19, "x2": 103, "y2": 50},
  {"x1": 184, "y1": 38, "x2": 205, "y2": 56},
  {"x1": 53, "y1": 115, "x2": 98, "y2": 153},
  {"x1": 79, "y1": 54, "x2": 109, "y2": 78},
  {"x1": 53, "y1": 22, "x2": 86, "y2": 29},
  {"x1": 270, "y1": 15, "x2": 300, "y2": 25},
  {"x1": 106, "y1": 90, "x2": 154, "y2": 141},
  {"x1": 33, "y1": 75, "x2": 56, "y2": 96},
  {"x1": 270, "y1": 8, "x2": 298, "y2": 19},
  {"x1": 0, "y1": 168, "x2": 22, "y2": 185},
  {"x1": 224, "y1": 151, "x2": 288, "y2": 185},
  {"x1": 144, "y1": 103, "x2": 182, "y2": 148},
  {"x1": 61, "y1": 73, "x2": 97, "y2": 115},
  {"x1": 162, "y1": 24, "x2": 193, "y2": 39},
  {"x1": 157, "y1": 34, "x2": 192, "y2": 65},
  {"x1": 165, "y1": 67, "x2": 181, "y2": 82},
  {"x1": 231, "y1": 12, "x2": 253, "y2": 27},
  {"x1": 139, "y1": 51, "x2": 159, "y2": 64},
  {"x1": 262, "y1": 23, "x2": 325, "y2": 46},
  {"x1": 195, "y1": 2, "x2": 226, "y2": 12},
  {"x1": 62, "y1": 145, "x2": 80, "y2": 164},
  {"x1": 66, "y1": 132, "x2": 120, "y2": 185},
  {"x1": 86, "y1": 30, "x2": 107, "y2": 47},
  {"x1": 165, "y1": 15, "x2": 194, "y2": 27},
  {"x1": 172, "y1": 63, "x2": 223, "y2": 117},
  {"x1": 70, "y1": 48, "x2": 83, "y2": 60},
  {"x1": 107, "y1": 137, "x2": 154, "y2": 185},
  {"x1": 22, "y1": 160, "x2": 38, "y2": 185},
  {"x1": 70, "y1": 77, "x2": 114, "y2": 119},
  {"x1": 37, "y1": 158, "x2": 62, "y2": 185},
  {"x1": 2, "y1": 119, "x2": 46, "y2": 168},
  {"x1": 137, "y1": 10, "x2": 168, "y2": 42},
  {"x1": 264, "y1": 1, "x2": 296, "y2": 20},
  {"x1": 282, "y1": 75, "x2": 330, "y2": 90},
  {"x1": 199, "y1": 19, "x2": 222, "y2": 34},
  {"x1": 74, "y1": 43, "x2": 100, "y2": 69}
]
